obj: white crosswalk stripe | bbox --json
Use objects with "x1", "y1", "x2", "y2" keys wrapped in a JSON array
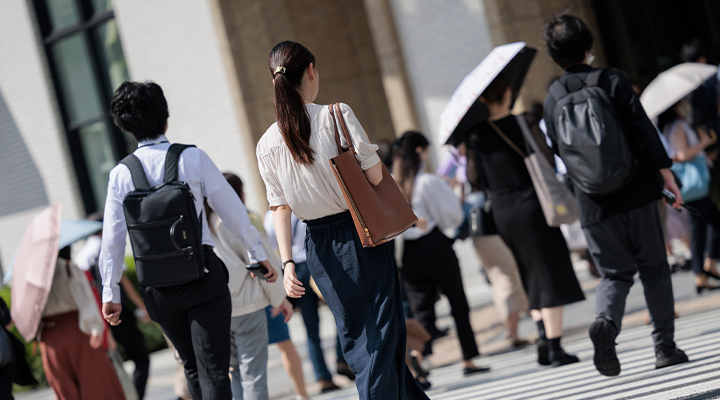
[{"x1": 315, "y1": 309, "x2": 720, "y2": 400}]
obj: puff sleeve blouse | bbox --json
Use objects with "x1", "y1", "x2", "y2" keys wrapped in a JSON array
[{"x1": 256, "y1": 103, "x2": 380, "y2": 221}]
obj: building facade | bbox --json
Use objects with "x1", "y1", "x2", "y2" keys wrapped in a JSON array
[{"x1": 1, "y1": 0, "x2": 718, "y2": 272}]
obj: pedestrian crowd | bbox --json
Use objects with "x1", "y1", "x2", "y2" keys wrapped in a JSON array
[{"x1": 4, "y1": 11, "x2": 720, "y2": 400}]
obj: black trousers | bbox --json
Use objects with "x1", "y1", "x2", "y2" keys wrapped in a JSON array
[
  {"x1": 686, "y1": 196, "x2": 720, "y2": 276},
  {"x1": 582, "y1": 202, "x2": 675, "y2": 348},
  {"x1": 111, "y1": 308, "x2": 150, "y2": 400},
  {"x1": 402, "y1": 228, "x2": 480, "y2": 361},
  {"x1": 140, "y1": 246, "x2": 232, "y2": 400}
]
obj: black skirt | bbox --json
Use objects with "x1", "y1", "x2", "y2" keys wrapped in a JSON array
[{"x1": 491, "y1": 185, "x2": 585, "y2": 310}]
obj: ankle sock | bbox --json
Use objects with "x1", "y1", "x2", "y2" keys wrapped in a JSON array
[{"x1": 536, "y1": 320, "x2": 547, "y2": 340}]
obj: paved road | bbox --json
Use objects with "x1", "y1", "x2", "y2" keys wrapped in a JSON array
[
  {"x1": 16, "y1": 240, "x2": 720, "y2": 399},
  {"x1": 314, "y1": 308, "x2": 720, "y2": 400}
]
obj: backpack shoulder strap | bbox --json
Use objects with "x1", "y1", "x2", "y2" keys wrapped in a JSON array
[
  {"x1": 549, "y1": 80, "x2": 568, "y2": 100},
  {"x1": 120, "y1": 154, "x2": 150, "y2": 189},
  {"x1": 164, "y1": 144, "x2": 196, "y2": 183},
  {"x1": 585, "y1": 69, "x2": 605, "y2": 87}
]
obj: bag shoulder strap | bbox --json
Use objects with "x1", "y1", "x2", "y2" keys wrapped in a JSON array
[
  {"x1": 120, "y1": 154, "x2": 150, "y2": 189},
  {"x1": 330, "y1": 103, "x2": 356, "y2": 154},
  {"x1": 585, "y1": 69, "x2": 605, "y2": 87},
  {"x1": 328, "y1": 104, "x2": 344, "y2": 154},
  {"x1": 515, "y1": 114, "x2": 546, "y2": 158},
  {"x1": 549, "y1": 80, "x2": 568, "y2": 101},
  {"x1": 487, "y1": 120, "x2": 526, "y2": 158},
  {"x1": 164, "y1": 144, "x2": 196, "y2": 183}
]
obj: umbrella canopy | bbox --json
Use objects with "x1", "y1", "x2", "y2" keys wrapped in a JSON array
[
  {"x1": 439, "y1": 42, "x2": 537, "y2": 146},
  {"x1": 58, "y1": 220, "x2": 103, "y2": 249},
  {"x1": 640, "y1": 62, "x2": 718, "y2": 120},
  {"x1": 4, "y1": 219, "x2": 104, "y2": 285},
  {"x1": 11, "y1": 204, "x2": 62, "y2": 342}
]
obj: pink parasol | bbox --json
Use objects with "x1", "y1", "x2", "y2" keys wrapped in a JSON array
[{"x1": 11, "y1": 204, "x2": 62, "y2": 342}]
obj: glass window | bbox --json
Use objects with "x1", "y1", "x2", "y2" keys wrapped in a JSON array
[
  {"x1": 35, "y1": 0, "x2": 131, "y2": 213},
  {"x1": 50, "y1": 35, "x2": 104, "y2": 124},
  {"x1": 91, "y1": 0, "x2": 112, "y2": 13},
  {"x1": 78, "y1": 122, "x2": 115, "y2": 209},
  {"x1": 44, "y1": 0, "x2": 80, "y2": 31},
  {"x1": 93, "y1": 19, "x2": 129, "y2": 91}
]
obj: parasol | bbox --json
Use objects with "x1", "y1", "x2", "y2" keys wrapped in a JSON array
[{"x1": 439, "y1": 42, "x2": 537, "y2": 146}]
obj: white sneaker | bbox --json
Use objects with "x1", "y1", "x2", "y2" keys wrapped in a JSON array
[{"x1": 296, "y1": 396, "x2": 311, "y2": 400}]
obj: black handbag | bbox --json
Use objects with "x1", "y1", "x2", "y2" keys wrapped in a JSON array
[
  {"x1": 456, "y1": 131, "x2": 497, "y2": 240},
  {"x1": 456, "y1": 191, "x2": 497, "y2": 240}
]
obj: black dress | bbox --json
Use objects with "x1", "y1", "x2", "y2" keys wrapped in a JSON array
[{"x1": 470, "y1": 114, "x2": 585, "y2": 310}]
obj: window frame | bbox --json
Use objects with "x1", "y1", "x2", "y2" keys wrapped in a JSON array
[{"x1": 32, "y1": 0, "x2": 130, "y2": 213}]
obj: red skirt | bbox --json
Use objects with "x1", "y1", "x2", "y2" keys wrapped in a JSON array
[{"x1": 40, "y1": 311, "x2": 124, "y2": 400}]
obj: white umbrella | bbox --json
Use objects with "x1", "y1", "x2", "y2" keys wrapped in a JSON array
[
  {"x1": 438, "y1": 42, "x2": 537, "y2": 146},
  {"x1": 640, "y1": 62, "x2": 718, "y2": 120}
]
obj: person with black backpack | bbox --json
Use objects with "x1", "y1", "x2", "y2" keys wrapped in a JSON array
[
  {"x1": 99, "y1": 81, "x2": 275, "y2": 400},
  {"x1": 542, "y1": 14, "x2": 689, "y2": 377}
]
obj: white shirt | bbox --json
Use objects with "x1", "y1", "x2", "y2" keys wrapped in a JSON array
[
  {"x1": 74, "y1": 235, "x2": 103, "y2": 272},
  {"x1": 99, "y1": 135, "x2": 267, "y2": 304},
  {"x1": 45, "y1": 259, "x2": 105, "y2": 337},
  {"x1": 256, "y1": 103, "x2": 381, "y2": 221},
  {"x1": 662, "y1": 119, "x2": 699, "y2": 158},
  {"x1": 209, "y1": 213, "x2": 285, "y2": 318},
  {"x1": 263, "y1": 210, "x2": 307, "y2": 264},
  {"x1": 403, "y1": 173, "x2": 464, "y2": 241}
]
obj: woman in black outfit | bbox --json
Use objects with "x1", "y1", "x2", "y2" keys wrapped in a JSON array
[
  {"x1": 395, "y1": 131, "x2": 490, "y2": 377},
  {"x1": 465, "y1": 74, "x2": 585, "y2": 367}
]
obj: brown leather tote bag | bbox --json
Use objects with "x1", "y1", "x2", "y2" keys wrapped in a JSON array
[{"x1": 328, "y1": 103, "x2": 417, "y2": 247}]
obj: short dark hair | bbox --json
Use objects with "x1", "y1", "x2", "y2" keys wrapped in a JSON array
[
  {"x1": 480, "y1": 74, "x2": 511, "y2": 104},
  {"x1": 543, "y1": 14, "x2": 594, "y2": 69},
  {"x1": 681, "y1": 39, "x2": 706, "y2": 63},
  {"x1": 110, "y1": 81, "x2": 169, "y2": 141}
]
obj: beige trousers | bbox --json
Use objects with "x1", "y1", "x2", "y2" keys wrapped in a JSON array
[{"x1": 472, "y1": 235, "x2": 529, "y2": 318}]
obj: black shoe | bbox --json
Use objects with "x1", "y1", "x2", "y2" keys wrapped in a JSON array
[
  {"x1": 410, "y1": 355, "x2": 429, "y2": 378},
  {"x1": 319, "y1": 378, "x2": 341, "y2": 393},
  {"x1": 550, "y1": 348, "x2": 580, "y2": 367},
  {"x1": 337, "y1": 361, "x2": 356, "y2": 380},
  {"x1": 656, "y1": 345, "x2": 689, "y2": 369},
  {"x1": 416, "y1": 376, "x2": 432, "y2": 390},
  {"x1": 431, "y1": 327, "x2": 450, "y2": 340},
  {"x1": 536, "y1": 338, "x2": 550, "y2": 366},
  {"x1": 704, "y1": 269, "x2": 720, "y2": 280},
  {"x1": 589, "y1": 319, "x2": 620, "y2": 376},
  {"x1": 696, "y1": 284, "x2": 720, "y2": 294},
  {"x1": 463, "y1": 365, "x2": 491, "y2": 376}
]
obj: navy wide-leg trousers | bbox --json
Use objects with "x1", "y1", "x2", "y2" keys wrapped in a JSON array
[{"x1": 305, "y1": 212, "x2": 429, "y2": 400}]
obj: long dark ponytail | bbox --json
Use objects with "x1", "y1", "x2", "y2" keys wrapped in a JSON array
[
  {"x1": 269, "y1": 41, "x2": 316, "y2": 165},
  {"x1": 393, "y1": 131, "x2": 430, "y2": 202}
]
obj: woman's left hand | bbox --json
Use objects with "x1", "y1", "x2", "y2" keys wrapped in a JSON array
[{"x1": 283, "y1": 262, "x2": 305, "y2": 298}]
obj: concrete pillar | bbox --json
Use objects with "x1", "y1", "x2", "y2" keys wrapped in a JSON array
[{"x1": 363, "y1": 0, "x2": 420, "y2": 136}]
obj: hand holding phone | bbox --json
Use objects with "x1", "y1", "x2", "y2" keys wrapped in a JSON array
[
  {"x1": 246, "y1": 264, "x2": 269, "y2": 280},
  {"x1": 662, "y1": 189, "x2": 681, "y2": 213}
]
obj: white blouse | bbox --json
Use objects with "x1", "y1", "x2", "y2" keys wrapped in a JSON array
[
  {"x1": 403, "y1": 172, "x2": 464, "y2": 241},
  {"x1": 256, "y1": 103, "x2": 381, "y2": 221}
]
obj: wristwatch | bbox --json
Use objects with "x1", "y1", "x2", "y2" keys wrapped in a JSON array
[{"x1": 281, "y1": 259, "x2": 295, "y2": 271}]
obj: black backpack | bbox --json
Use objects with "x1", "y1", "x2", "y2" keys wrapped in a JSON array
[
  {"x1": 120, "y1": 144, "x2": 205, "y2": 287},
  {"x1": 549, "y1": 69, "x2": 633, "y2": 196}
]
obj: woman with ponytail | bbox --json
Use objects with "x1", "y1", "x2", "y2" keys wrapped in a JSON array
[
  {"x1": 256, "y1": 41, "x2": 430, "y2": 399},
  {"x1": 394, "y1": 131, "x2": 489, "y2": 377}
]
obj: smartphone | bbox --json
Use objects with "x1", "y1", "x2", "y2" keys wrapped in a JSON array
[
  {"x1": 246, "y1": 264, "x2": 269, "y2": 280},
  {"x1": 662, "y1": 189, "x2": 683, "y2": 213}
]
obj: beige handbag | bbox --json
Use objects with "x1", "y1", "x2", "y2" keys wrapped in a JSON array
[
  {"x1": 328, "y1": 103, "x2": 417, "y2": 247},
  {"x1": 488, "y1": 115, "x2": 578, "y2": 227}
]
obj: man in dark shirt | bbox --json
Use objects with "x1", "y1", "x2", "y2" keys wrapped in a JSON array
[{"x1": 542, "y1": 14, "x2": 689, "y2": 376}]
